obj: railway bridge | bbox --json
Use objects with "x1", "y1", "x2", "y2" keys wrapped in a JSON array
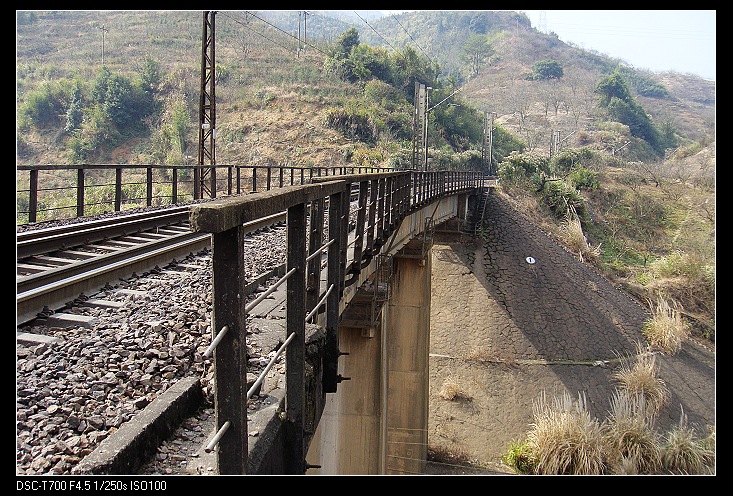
[{"x1": 187, "y1": 169, "x2": 492, "y2": 474}]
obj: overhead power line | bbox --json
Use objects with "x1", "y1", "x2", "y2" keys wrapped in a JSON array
[
  {"x1": 389, "y1": 12, "x2": 434, "y2": 64},
  {"x1": 219, "y1": 11, "x2": 294, "y2": 52},
  {"x1": 243, "y1": 10, "x2": 328, "y2": 56},
  {"x1": 353, "y1": 11, "x2": 400, "y2": 52}
]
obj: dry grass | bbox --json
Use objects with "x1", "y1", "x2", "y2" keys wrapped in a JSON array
[
  {"x1": 438, "y1": 378, "x2": 471, "y2": 401},
  {"x1": 603, "y1": 389, "x2": 662, "y2": 474},
  {"x1": 427, "y1": 444, "x2": 472, "y2": 466},
  {"x1": 660, "y1": 407, "x2": 715, "y2": 474},
  {"x1": 559, "y1": 206, "x2": 601, "y2": 263},
  {"x1": 527, "y1": 391, "x2": 605, "y2": 475},
  {"x1": 611, "y1": 343, "x2": 671, "y2": 417},
  {"x1": 642, "y1": 294, "x2": 689, "y2": 355}
]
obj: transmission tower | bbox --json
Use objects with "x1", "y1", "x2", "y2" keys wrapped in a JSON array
[
  {"x1": 538, "y1": 11, "x2": 547, "y2": 34},
  {"x1": 196, "y1": 11, "x2": 216, "y2": 199}
]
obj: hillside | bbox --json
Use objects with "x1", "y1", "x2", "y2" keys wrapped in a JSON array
[
  {"x1": 15, "y1": 10, "x2": 717, "y2": 473},
  {"x1": 16, "y1": 10, "x2": 715, "y2": 339}
]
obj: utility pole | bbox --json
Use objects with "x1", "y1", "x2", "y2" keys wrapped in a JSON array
[
  {"x1": 197, "y1": 11, "x2": 216, "y2": 199},
  {"x1": 424, "y1": 86, "x2": 431, "y2": 170},
  {"x1": 412, "y1": 82, "x2": 427, "y2": 170},
  {"x1": 482, "y1": 112, "x2": 495, "y2": 175},
  {"x1": 550, "y1": 130, "x2": 560, "y2": 157},
  {"x1": 99, "y1": 24, "x2": 108, "y2": 66},
  {"x1": 297, "y1": 11, "x2": 309, "y2": 57}
]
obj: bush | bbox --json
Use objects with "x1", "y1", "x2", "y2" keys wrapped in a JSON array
[
  {"x1": 611, "y1": 345, "x2": 670, "y2": 417},
  {"x1": 501, "y1": 439, "x2": 537, "y2": 474},
  {"x1": 538, "y1": 178, "x2": 585, "y2": 219},
  {"x1": 661, "y1": 408, "x2": 715, "y2": 474},
  {"x1": 568, "y1": 167, "x2": 599, "y2": 191},
  {"x1": 603, "y1": 390, "x2": 662, "y2": 474},
  {"x1": 323, "y1": 102, "x2": 379, "y2": 144},
  {"x1": 18, "y1": 81, "x2": 69, "y2": 128},
  {"x1": 551, "y1": 147, "x2": 594, "y2": 175},
  {"x1": 642, "y1": 294, "x2": 689, "y2": 355},
  {"x1": 527, "y1": 391, "x2": 605, "y2": 475}
]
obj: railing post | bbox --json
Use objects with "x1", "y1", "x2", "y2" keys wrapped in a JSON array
[
  {"x1": 305, "y1": 198, "x2": 324, "y2": 316},
  {"x1": 339, "y1": 181, "x2": 350, "y2": 294},
  {"x1": 28, "y1": 169, "x2": 38, "y2": 223},
  {"x1": 366, "y1": 178, "x2": 378, "y2": 261},
  {"x1": 146, "y1": 167, "x2": 153, "y2": 207},
  {"x1": 172, "y1": 167, "x2": 178, "y2": 204},
  {"x1": 384, "y1": 176, "x2": 393, "y2": 234},
  {"x1": 324, "y1": 189, "x2": 343, "y2": 393},
  {"x1": 252, "y1": 167, "x2": 258, "y2": 193},
  {"x1": 115, "y1": 168, "x2": 122, "y2": 212},
  {"x1": 211, "y1": 225, "x2": 248, "y2": 474},
  {"x1": 376, "y1": 177, "x2": 385, "y2": 243},
  {"x1": 285, "y1": 202, "x2": 307, "y2": 474},
  {"x1": 76, "y1": 168, "x2": 85, "y2": 218},
  {"x1": 350, "y1": 180, "x2": 369, "y2": 281},
  {"x1": 194, "y1": 166, "x2": 201, "y2": 200}
]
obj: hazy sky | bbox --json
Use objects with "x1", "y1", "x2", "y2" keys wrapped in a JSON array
[
  {"x1": 382, "y1": 10, "x2": 716, "y2": 81},
  {"x1": 522, "y1": 10, "x2": 715, "y2": 81}
]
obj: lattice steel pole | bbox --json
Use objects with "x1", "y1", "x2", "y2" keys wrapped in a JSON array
[{"x1": 197, "y1": 11, "x2": 216, "y2": 199}]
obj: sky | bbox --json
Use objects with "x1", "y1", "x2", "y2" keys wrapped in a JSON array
[
  {"x1": 522, "y1": 10, "x2": 715, "y2": 81},
  {"x1": 382, "y1": 10, "x2": 716, "y2": 81}
]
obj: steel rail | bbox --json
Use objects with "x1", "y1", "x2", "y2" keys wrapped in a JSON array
[{"x1": 16, "y1": 208, "x2": 289, "y2": 326}]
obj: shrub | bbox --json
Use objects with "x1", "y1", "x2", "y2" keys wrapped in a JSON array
[
  {"x1": 611, "y1": 345, "x2": 670, "y2": 417},
  {"x1": 603, "y1": 389, "x2": 662, "y2": 474},
  {"x1": 439, "y1": 378, "x2": 470, "y2": 401},
  {"x1": 323, "y1": 102, "x2": 379, "y2": 144},
  {"x1": 501, "y1": 439, "x2": 537, "y2": 474},
  {"x1": 538, "y1": 178, "x2": 585, "y2": 219},
  {"x1": 642, "y1": 294, "x2": 689, "y2": 355},
  {"x1": 568, "y1": 167, "x2": 599, "y2": 191},
  {"x1": 559, "y1": 206, "x2": 601, "y2": 262},
  {"x1": 551, "y1": 147, "x2": 594, "y2": 175},
  {"x1": 527, "y1": 391, "x2": 605, "y2": 474},
  {"x1": 660, "y1": 407, "x2": 715, "y2": 474}
]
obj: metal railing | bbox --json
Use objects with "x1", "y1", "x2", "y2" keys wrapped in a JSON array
[
  {"x1": 190, "y1": 169, "x2": 486, "y2": 474},
  {"x1": 15, "y1": 164, "x2": 388, "y2": 225}
]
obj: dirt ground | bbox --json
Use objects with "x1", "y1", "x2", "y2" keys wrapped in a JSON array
[{"x1": 423, "y1": 192, "x2": 716, "y2": 475}]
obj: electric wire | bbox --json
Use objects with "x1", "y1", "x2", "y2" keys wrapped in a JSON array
[
  {"x1": 352, "y1": 11, "x2": 400, "y2": 53},
  {"x1": 389, "y1": 12, "x2": 434, "y2": 64}
]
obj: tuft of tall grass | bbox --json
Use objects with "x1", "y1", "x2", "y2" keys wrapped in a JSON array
[
  {"x1": 603, "y1": 389, "x2": 662, "y2": 474},
  {"x1": 642, "y1": 294, "x2": 689, "y2": 355},
  {"x1": 611, "y1": 343, "x2": 670, "y2": 417},
  {"x1": 438, "y1": 378, "x2": 471, "y2": 401},
  {"x1": 560, "y1": 205, "x2": 601, "y2": 263},
  {"x1": 660, "y1": 407, "x2": 715, "y2": 474},
  {"x1": 527, "y1": 391, "x2": 605, "y2": 474}
]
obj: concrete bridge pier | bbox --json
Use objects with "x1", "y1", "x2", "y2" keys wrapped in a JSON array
[{"x1": 307, "y1": 243, "x2": 432, "y2": 475}]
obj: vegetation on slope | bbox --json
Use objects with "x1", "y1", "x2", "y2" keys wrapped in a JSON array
[{"x1": 16, "y1": 10, "x2": 715, "y2": 343}]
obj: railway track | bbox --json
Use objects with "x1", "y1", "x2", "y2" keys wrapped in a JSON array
[{"x1": 16, "y1": 206, "x2": 286, "y2": 326}]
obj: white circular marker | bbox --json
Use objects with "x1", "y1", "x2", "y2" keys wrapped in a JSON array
[{"x1": 525, "y1": 256, "x2": 536, "y2": 264}]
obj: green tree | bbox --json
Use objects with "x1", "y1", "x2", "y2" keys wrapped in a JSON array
[
  {"x1": 595, "y1": 71, "x2": 632, "y2": 106},
  {"x1": 596, "y1": 71, "x2": 664, "y2": 155},
  {"x1": 335, "y1": 27, "x2": 360, "y2": 58},
  {"x1": 531, "y1": 59, "x2": 563, "y2": 80},
  {"x1": 462, "y1": 34, "x2": 492, "y2": 76},
  {"x1": 65, "y1": 80, "x2": 84, "y2": 133},
  {"x1": 138, "y1": 56, "x2": 162, "y2": 95}
]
